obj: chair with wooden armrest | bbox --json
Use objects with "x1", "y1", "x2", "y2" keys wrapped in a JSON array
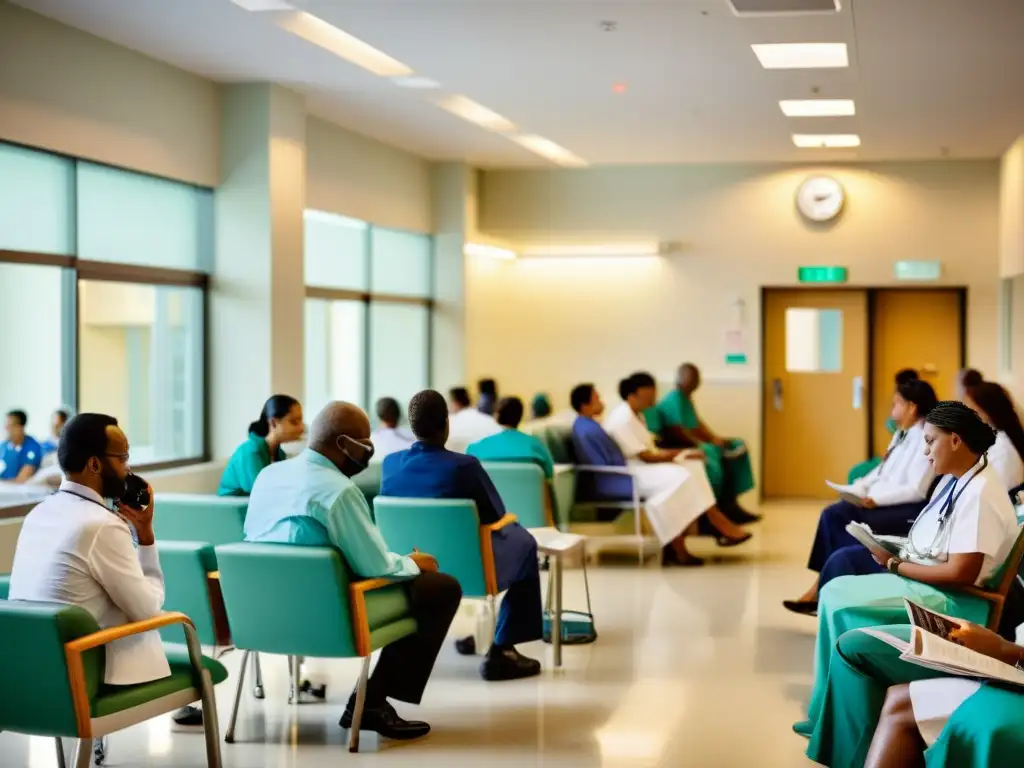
[
  {"x1": 153, "y1": 494, "x2": 247, "y2": 546},
  {"x1": 156, "y1": 542, "x2": 231, "y2": 651},
  {"x1": 949, "y1": 525, "x2": 1024, "y2": 631},
  {"x1": 213, "y1": 542, "x2": 418, "y2": 752},
  {"x1": 0, "y1": 604, "x2": 225, "y2": 768}
]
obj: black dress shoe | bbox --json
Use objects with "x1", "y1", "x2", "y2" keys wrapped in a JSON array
[
  {"x1": 454, "y1": 634, "x2": 477, "y2": 655},
  {"x1": 662, "y1": 546, "x2": 704, "y2": 567},
  {"x1": 782, "y1": 599, "x2": 819, "y2": 616},
  {"x1": 171, "y1": 705, "x2": 203, "y2": 727},
  {"x1": 339, "y1": 701, "x2": 430, "y2": 740},
  {"x1": 727, "y1": 506, "x2": 763, "y2": 525},
  {"x1": 299, "y1": 679, "x2": 327, "y2": 701},
  {"x1": 716, "y1": 531, "x2": 753, "y2": 548},
  {"x1": 480, "y1": 646, "x2": 542, "y2": 681}
]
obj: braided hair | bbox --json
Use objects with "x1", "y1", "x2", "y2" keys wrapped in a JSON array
[{"x1": 925, "y1": 401, "x2": 997, "y2": 454}]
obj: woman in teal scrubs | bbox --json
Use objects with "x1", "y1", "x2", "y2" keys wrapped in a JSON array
[{"x1": 218, "y1": 394, "x2": 304, "y2": 496}]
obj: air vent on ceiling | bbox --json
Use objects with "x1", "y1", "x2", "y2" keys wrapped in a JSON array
[{"x1": 727, "y1": 0, "x2": 840, "y2": 15}]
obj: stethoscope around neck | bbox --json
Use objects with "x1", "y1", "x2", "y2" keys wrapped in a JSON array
[{"x1": 902, "y1": 454, "x2": 988, "y2": 561}]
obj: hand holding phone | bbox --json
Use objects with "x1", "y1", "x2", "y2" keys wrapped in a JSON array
[{"x1": 117, "y1": 474, "x2": 155, "y2": 546}]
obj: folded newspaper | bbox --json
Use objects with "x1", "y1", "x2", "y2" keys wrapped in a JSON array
[{"x1": 859, "y1": 599, "x2": 1024, "y2": 689}]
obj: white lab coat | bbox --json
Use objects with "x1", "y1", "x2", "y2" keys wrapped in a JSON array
[
  {"x1": 447, "y1": 408, "x2": 502, "y2": 454},
  {"x1": 7, "y1": 481, "x2": 170, "y2": 685},
  {"x1": 853, "y1": 421, "x2": 935, "y2": 506},
  {"x1": 988, "y1": 430, "x2": 1024, "y2": 491},
  {"x1": 601, "y1": 402, "x2": 714, "y2": 544}
]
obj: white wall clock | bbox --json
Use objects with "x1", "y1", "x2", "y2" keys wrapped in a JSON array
[{"x1": 796, "y1": 176, "x2": 845, "y2": 222}]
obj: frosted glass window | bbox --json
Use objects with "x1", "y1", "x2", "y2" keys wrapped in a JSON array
[
  {"x1": 369, "y1": 303, "x2": 428, "y2": 424},
  {"x1": 370, "y1": 228, "x2": 431, "y2": 297},
  {"x1": 78, "y1": 281, "x2": 204, "y2": 464},
  {"x1": 304, "y1": 298, "x2": 366, "y2": 416},
  {"x1": 0, "y1": 264, "x2": 68, "y2": 438},
  {"x1": 304, "y1": 210, "x2": 368, "y2": 290},
  {"x1": 76, "y1": 162, "x2": 213, "y2": 271},
  {"x1": 786, "y1": 308, "x2": 842, "y2": 373},
  {"x1": 0, "y1": 143, "x2": 74, "y2": 254}
]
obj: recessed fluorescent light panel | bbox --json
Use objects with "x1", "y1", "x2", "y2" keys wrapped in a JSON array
[
  {"x1": 231, "y1": 0, "x2": 294, "y2": 10},
  {"x1": 511, "y1": 135, "x2": 588, "y2": 167},
  {"x1": 779, "y1": 99, "x2": 855, "y2": 117},
  {"x1": 391, "y1": 76, "x2": 441, "y2": 89},
  {"x1": 464, "y1": 243, "x2": 516, "y2": 260},
  {"x1": 521, "y1": 243, "x2": 660, "y2": 258},
  {"x1": 752, "y1": 43, "x2": 848, "y2": 69},
  {"x1": 436, "y1": 95, "x2": 516, "y2": 133},
  {"x1": 792, "y1": 133, "x2": 861, "y2": 148},
  {"x1": 276, "y1": 12, "x2": 412, "y2": 77}
]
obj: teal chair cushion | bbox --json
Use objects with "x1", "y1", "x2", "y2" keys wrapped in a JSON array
[
  {"x1": 534, "y1": 424, "x2": 575, "y2": 465},
  {"x1": 0, "y1": 574, "x2": 9, "y2": 600},
  {"x1": 353, "y1": 463, "x2": 383, "y2": 507},
  {"x1": 156, "y1": 541, "x2": 221, "y2": 646},
  {"x1": 154, "y1": 494, "x2": 247, "y2": 546},
  {"x1": 483, "y1": 463, "x2": 548, "y2": 529},
  {"x1": 374, "y1": 497, "x2": 489, "y2": 597},
  {"x1": 92, "y1": 644, "x2": 227, "y2": 718},
  {"x1": 0, "y1": 602, "x2": 104, "y2": 737}
]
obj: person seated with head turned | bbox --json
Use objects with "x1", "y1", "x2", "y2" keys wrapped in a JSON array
[
  {"x1": 848, "y1": 369, "x2": 919, "y2": 484},
  {"x1": 0, "y1": 409, "x2": 43, "y2": 484},
  {"x1": 445, "y1": 386, "x2": 501, "y2": 453},
  {"x1": 218, "y1": 394, "x2": 304, "y2": 496},
  {"x1": 39, "y1": 408, "x2": 69, "y2": 460},
  {"x1": 645, "y1": 363, "x2": 760, "y2": 524},
  {"x1": 245, "y1": 401, "x2": 462, "y2": 741},
  {"x1": 467, "y1": 396, "x2": 555, "y2": 480},
  {"x1": 955, "y1": 367, "x2": 984, "y2": 400},
  {"x1": 370, "y1": 396, "x2": 416, "y2": 460},
  {"x1": 477, "y1": 378, "x2": 498, "y2": 417},
  {"x1": 962, "y1": 381, "x2": 1024, "y2": 491},
  {"x1": 381, "y1": 389, "x2": 544, "y2": 681}
]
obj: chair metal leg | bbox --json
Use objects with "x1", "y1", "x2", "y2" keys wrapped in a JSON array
[
  {"x1": 74, "y1": 739, "x2": 92, "y2": 768},
  {"x1": 251, "y1": 651, "x2": 265, "y2": 699},
  {"x1": 54, "y1": 738, "x2": 66, "y2": 768},
  {"x1": 347, "y1": 656, "x2": 371, "y2": 753},
  {"x1": 288, "y1": 655, "x2": 302, "y2": 704},
  {"x1": 224, "y1": 649, "x2": 251, "y2": 744},
  {"x1": 197, "y1": 668, "x2": 224, "y2": 768},
  {"x1": 552, "y1": 553, "x2": 563, "y2": 668},
  {"x1": 486, "y1": 595, "x2": 497, "y2": 651}
]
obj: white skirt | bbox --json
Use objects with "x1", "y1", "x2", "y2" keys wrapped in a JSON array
[
  {"x1": 628, "y1": 459, "x2": 716, "y2": 545},
  {"x1": 909, "y1": 678, "x2": 982, "y2": 746}
]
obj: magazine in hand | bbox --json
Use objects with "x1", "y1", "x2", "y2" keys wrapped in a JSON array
[
  {"x1": 844, "y1": 522, "x2": 904, "y2": 556},
  {"x1": 859, "y1": 600, "x2": 1024, "y2": 689},
  {"x1": 826, "y1": 480, "x2": 869, "y2": 507}
]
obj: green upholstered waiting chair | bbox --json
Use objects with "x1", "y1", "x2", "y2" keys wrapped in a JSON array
[
  {"x1": 0, "y1": 574, "x2": 9, "y2": 600},
  {"x1": 353, "y1": 462, "x2": 383, "y2": 507},
  {"x1": 214, "y1": 542, "x2": 418, "y2": 752},
  {"x1": 153, "y1": 494, "x2": 247, "y2": 546},
  {"x1": 0, "y1": 603, "x2": 225, "y2": 768},
  {"x1": 482, "y1": 463, "x2": 551, "y2": 530},
  {"x1": 156, "y1": 541, "x2": 231, "y2": 651},
  {"x1": 949, "y1": 524, "x2": 1024, "y2": 631}
]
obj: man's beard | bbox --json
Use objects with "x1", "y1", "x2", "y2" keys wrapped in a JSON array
[{"x1": 100, "y1": 465, "x2": 128, "y2": 500}]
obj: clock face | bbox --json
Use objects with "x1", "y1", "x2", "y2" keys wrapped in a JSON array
[{"x1": 796, "y1": 176, "x2": 845, "y2": 222}]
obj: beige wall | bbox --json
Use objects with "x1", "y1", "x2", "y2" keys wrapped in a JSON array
[
  {"x1": 473, "y1": 161, "x2": 1001, "y2": 487},
  {"x1": 306, "y1": 116, "x2": 431, "y2": 233},
  {"x1": 0, "y1": 2, "x2": 219, "y2": 186},
  {"x1": 1001, "y1": 137, "x2": 1024, "y2": 279}
]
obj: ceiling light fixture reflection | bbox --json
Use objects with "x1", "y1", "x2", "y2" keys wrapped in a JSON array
[
  {"x1": 276, "y1": 12, "x2": 413, "y2": 77},
  {"x1": 303, "y1": 209, "x2": 368, "y2": 229},
  {"x1": 792, "y1": 133, "x2": 861, "y2": 148},
  {"x1": 779, "y1": 99, "x2": 855, "y2": 117},
  {"x1": 436, "y1": 95, "x2": 516, "y2": 133},
  {"x1": 520, "y1": 243, "x2": 660, "y2": 258},
  {"x1": 391, "y1": 75, "x2": 441, "y2": 89},
  {"x1": 464, "y1": 242, "x2": 517, "y2": 260},
  {"x1": 511, "y1": 135, "x2": 588, "y2": 167},
  {"x1": 230, "y1": 0, "x2": 295, "y2": 10},
  {"x1": 751, "y1": 42, "x2": 848, "y2": 69}
]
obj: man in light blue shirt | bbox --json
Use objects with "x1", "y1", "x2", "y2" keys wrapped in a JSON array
[{"x1": 245, "y1": 401, "x2": 462, "y2": 742}]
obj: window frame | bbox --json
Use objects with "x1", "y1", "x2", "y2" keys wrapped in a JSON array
[{"x1": 0, "y1": 141, "x2": 212, "y2": 471}]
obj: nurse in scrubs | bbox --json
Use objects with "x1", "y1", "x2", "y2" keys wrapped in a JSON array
[
  {"x1": 796, "y1": 401, "x2": 1020, "y2": 739},
  {"x1": 962, "y1": 381, "x2": 1024, "y2": 491},
  {"x1": 218, "y1": 394, "x2": 304, "y2": 496},
  {"x1": 847, "y1": 369, "x2": 919, "y2": 483},
  {"x1": 807, "y1": 619, "x2": 1024, "y2": 767}
]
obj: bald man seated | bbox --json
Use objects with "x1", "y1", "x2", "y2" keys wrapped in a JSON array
[{"x1": 244, "y1": 401, "x2": 462, "y2": 741}]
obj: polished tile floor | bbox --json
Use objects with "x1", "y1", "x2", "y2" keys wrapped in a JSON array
[{"x1": 1, "y1": 502, "x2": 826, "y2": 768}]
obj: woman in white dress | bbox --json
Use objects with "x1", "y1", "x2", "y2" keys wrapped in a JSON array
[{"x1": 963, "y1": 380, "x2": 1024, "y2": 491}]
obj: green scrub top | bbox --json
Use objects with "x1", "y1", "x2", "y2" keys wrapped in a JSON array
[
  {"x1": 218, "y1": 432, "x2": 287, "y2": 496},
  {"x1": 644, "y1": 388, "x2": 699, "y2": 433},
  {"x1": 467, "y1": 428, "x2": 555, "y2": 479}
]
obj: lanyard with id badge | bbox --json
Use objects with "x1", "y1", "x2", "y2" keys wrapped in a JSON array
[
  {"x1": 901, "y1": 456, "x2": 987, "y2": 563},
  {"x1": 61, "y1": 473, "x2": 151, "y2": 547}
]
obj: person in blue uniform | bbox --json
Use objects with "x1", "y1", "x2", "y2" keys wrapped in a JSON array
[
  {"x1": 1, "y1": 410, "x2": 43, "y2": 483},
  {"x1": 218, "y1": 394, "x2": 304, "y2": 496},
  {"x1": 381, "y1": 389, "x2": 543, "y2": 682},
  {"x1": 39, "y1": 408, "x2": 69, "y2": 459},
  {"x1": 477, "y1": 378, "x2": 498, "y2": 416},
  {"x1": 467, "y1": 396, "x2": 555, "y2": 479}
]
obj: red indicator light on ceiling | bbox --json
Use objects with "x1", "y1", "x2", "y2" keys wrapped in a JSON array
[{"x1": 612, "y1": 83, "x2": 627, "y2": 94}]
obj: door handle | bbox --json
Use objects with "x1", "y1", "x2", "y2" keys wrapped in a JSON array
[
  {"x1": 772, "y1": 378, "x2": 783, "y2": 411},
  {"x1": 852, "y1": 376, "x2": 864, "y2": 410}
]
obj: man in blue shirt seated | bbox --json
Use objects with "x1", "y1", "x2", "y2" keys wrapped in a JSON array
[
  {"x1": 467, "y1": 396, "x2": 555, "y2": 479},
  {"x1": 245, "y1": 401, "x2": 463, "y2": 742},
  {"x1": 39, "y1": 408, "x2": 69, "y2": 459},
  {"x1": 1, "y1": 410, "x2": 43, "y2": 483},
  {"x1": 382, "y1": 389, "x2": 544, "y2": 682}
]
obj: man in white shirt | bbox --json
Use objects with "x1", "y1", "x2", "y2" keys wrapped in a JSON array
[
  {"x1": 7, "y1": 413, "x2": 173, "y2": 691},
  {"x1": 446, "y1": 387, "x2": 501, "y2": 454},
  {"x1": 370, "y1": 397, "x2": 416, "y2": 460}
]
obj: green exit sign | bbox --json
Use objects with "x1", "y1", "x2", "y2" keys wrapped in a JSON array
[{"x1": 798, "y1": 266, "x2": 848, "y2": 283}]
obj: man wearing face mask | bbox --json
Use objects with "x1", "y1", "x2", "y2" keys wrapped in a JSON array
[
  {"x1": 8, "y1": 413, "x2": 170, "y2": 686},
  {"x1": 244, "y1": 401, "x2": 462, "y2": 741}
]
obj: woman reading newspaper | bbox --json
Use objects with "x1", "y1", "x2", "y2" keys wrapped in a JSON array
[
  {"x1": 807, "y1": 615, "x2": 1024, "y2": 767},
  {"x1": 794, "y1": 402, "x2": 1020, "y2": 739}
]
